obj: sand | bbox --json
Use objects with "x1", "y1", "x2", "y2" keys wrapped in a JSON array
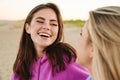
[{"x1": 0, "y1": 25, "x2": 80, "y2": 80}]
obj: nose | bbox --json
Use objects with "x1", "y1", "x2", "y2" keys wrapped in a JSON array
[{"x1": 42, "y1": 22, "x2": 50, "y2": 30}]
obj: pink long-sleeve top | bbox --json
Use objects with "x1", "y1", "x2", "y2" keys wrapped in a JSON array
[{"x1": 12, "y1": 54, "x2": 89, "y2": 80}]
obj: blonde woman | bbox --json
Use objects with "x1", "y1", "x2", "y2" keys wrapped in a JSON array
[{"x1": 77, "y1": 6, "x2": 120, "y2": 80}]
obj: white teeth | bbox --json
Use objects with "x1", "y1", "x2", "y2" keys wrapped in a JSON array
[{"x1": 39, "y1": 33, "x2": 50, "y2": 37}]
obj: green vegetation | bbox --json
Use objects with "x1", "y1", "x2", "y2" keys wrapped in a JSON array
[
  {"x1": 0, "y1": 19, "x2": 85, "y2": 28},
  {"x1": 13, "y1": 20, "x2": 25, "y2": 28},
  {"x1": 0, "y1": 22, "x2": 6, "y2": 27},
  {"x1": 12, "y1": 19, "x2": 85, "y2": 28},
  {"x1": 64, "y1": 19, "x2": 85, "y2": 27}
]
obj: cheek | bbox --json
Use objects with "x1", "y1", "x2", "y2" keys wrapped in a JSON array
[
  {"x1": 77, "y1": 38, "x2": 86, "y2": 54},
  {"x1": 76, "y1": 37, "x2": 90, "y2": 65},
  {"x1": 76, "y1": 38, "x2": 84, "y2": 58},
  {"x1": 53, "y1": 28, "x2": 59, "y2": 38}
]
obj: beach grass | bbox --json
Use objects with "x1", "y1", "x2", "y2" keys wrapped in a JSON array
[
  {"x1": 9, "y1": 19, "x2": 85, "y2": 29},
  {"x1": 64, "y1": 19, "x2": 85, "y2": 27}
]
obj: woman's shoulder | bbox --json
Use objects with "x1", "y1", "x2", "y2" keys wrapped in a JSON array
[
  {"x1": 59, "y1": 62, "x2": 90, "y2": 80},
  {"x1": 66, "y1": 62, "x2": 89, "y2": 75}
]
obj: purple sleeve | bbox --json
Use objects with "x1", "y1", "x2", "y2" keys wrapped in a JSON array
[
  {"x1": 52, "y1": 62, "x2": 90, "y2": 80},
  {"x1": 11, "y1": 73, "x2": 19, "y2": 80}
]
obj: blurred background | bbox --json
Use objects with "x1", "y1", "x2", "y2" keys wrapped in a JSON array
[{"x1": 0, "y1": 0, "x2": 120, "y2": 80}]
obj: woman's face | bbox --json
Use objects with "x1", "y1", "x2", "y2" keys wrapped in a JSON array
[
  {"x1": 26, "y1": 8, "x2": 58, "y2": 50},
  {"x1": 76, "y1": 21, "x2": 92, "y2": 67}
]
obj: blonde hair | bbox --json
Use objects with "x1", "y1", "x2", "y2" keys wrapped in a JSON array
[{"x1": 88, "y1": 6, "x2": 120, "y2": 80}]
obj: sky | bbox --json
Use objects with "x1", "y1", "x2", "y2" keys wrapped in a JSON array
[{"x1": 0, "y1": 0, "x2": 120, "y2": 20}]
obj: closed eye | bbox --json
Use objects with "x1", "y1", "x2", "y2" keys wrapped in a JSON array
[
  {"x1": 50, "y1": 23, "x2": 58, "y2": 26},
  {"x1": 36, "y1": 20, "x2": 44, "y2": 23},
  {"x1": 50, "y1": 19, "x2": 58, "y2": 27}
]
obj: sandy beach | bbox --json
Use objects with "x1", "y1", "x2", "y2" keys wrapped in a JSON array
[{"x1": 0, "y1": 25, "x2": 80, "y2": 80}]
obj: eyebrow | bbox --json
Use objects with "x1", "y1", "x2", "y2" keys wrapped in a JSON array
[
  {"x1": 50, "y1": 19, "x2": 58, "y2": 22},
  {"x1": 36, "y1": 17, "x2": 45, "y2": 20},
  {"x1": 36, "y1": 17, "x2": 57, "y2": 22}
]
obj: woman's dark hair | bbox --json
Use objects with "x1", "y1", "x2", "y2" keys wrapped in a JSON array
[{"x1": 13, "y1": 3, "x2": 76, "y2": 80}]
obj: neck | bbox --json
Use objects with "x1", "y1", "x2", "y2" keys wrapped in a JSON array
[
  {"x1": 35, "y1": 46, "x2": 45, "y2": 60},
  {"x1": 87, "y1": 66, "x2": 92, "y2": 75},
  {"x1": 86, "y1": 64, "x2": 93, "y2": 80}
]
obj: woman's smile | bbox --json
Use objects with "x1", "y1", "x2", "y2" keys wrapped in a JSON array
[{"x1": 38, "y1": 32, "x2": 52, "y2": 39}]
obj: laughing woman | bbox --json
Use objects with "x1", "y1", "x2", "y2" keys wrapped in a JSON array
[{"x1": 12, "y1": 3, "x2": 89, "y2": 80}]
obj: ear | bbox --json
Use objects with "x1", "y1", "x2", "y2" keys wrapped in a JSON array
[{"x1": 25, "y1": 23, "x2": 31, "y2": 34}]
